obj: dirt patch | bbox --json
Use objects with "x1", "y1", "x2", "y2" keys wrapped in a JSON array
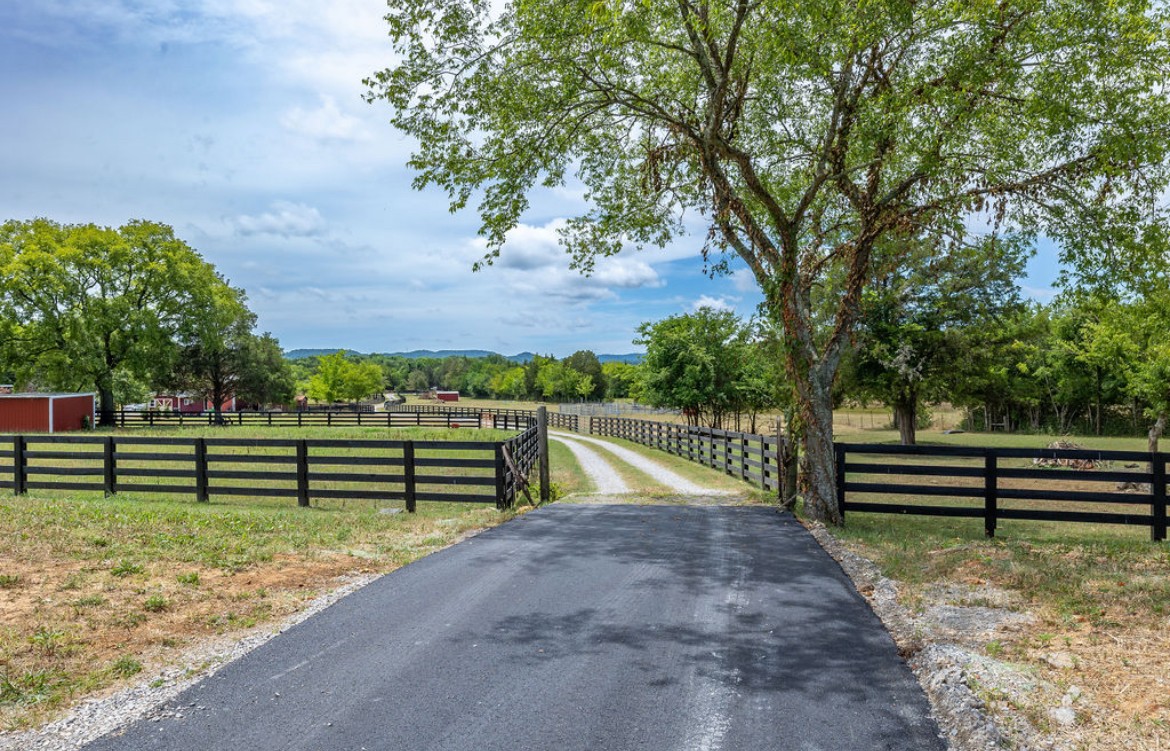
[{"x1": 0, "y1": 550, "x2": 375, "y2": 731}]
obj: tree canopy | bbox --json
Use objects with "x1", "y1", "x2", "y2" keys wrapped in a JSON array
[
  {"x1": 0, "y1": 219, "x2": 229, "y2": 425},
  {"x1": 368, "y1": 0, "x2": 1170, "y2": 523}
]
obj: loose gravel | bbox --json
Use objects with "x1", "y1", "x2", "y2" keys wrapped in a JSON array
[
  {"x1": 806, "y1": 522, "x2": 1068, "y2": 751},
  {"x1": 548, "y1": 434, "x2": 631, "y2": 494}
]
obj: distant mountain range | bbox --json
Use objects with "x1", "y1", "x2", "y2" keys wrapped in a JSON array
[{"x1": 284, "y1": 348, "x2": 643, "y2": 364}]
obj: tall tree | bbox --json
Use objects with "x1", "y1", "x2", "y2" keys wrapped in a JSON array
[
  {"x1": 169, "y1": 284, "x2": 255, "y2": 425},
  {"x1": 601, "y1": 361, "x2": 640, "y2": 399},
  {"x1": 307, "y1": 351, "x2": 385, "y2": 405},
  {"x1": 563, "y1": 350, "x2": 606, "y2": 400},
  {"x1": 170, "y1": 286, "x2": 295, "y2": 422},
  {"x1": 847, "y1": 235, "x2": 1028, "y2": 444},
  {"x1": 235, "y1": 333, "x2": 296, "y2": 409},
  {"x1": 636, "y1": 307, "x2": 751, "y2": 428},
  {"x1": 367, "y1": 0, "x2": 1170, "y2": 523},
  {"x1": 0, "y1": 219, "x2": 224, "y2": 426}
]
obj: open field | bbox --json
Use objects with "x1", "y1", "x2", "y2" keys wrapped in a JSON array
[{"x1": 0, "y1": 425, "x2": 537, "y2": 731}]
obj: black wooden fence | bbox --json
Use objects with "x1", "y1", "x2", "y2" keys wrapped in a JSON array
[
  {"x1": 389, "y1": 404, "x2": 579, "y2": 431},
  {"x1": 587, "y1": 416, "x2": 1167, "y2": 541},
  {"x1": 588, "y1": 416, "x2": 786, "y2": 492},
  {"x1": 111, "y1": 409, "x2": 536, "y2": 431},
  {"x1": 836, "y1": 443, "x2": 1168, "y2": 541},
  {"x1": 0, "y1": 426, "x2": 542, "y2": 511}
]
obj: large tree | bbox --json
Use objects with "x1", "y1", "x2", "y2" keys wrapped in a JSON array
[
  {"x1": 367, "y1": 0, "x2": 1170, "y2": 523},
  {"x1": 306, "y1": 351, "x2": 386, "y2": 405},
  {"x1": 636, "y1": 307, "x2": 755, "y2": 428},
  {"x1": 846, "y1": 235, "x2": 1028, "y2": 444},
  {"x1": 0, "y1": 219, "x2": 226, "y2": 426},
  {"x1": 169, "y1": 286, "x2": 295, "y2": 422}
]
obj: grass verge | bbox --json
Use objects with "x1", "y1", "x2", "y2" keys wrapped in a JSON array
[
  {"x1": 0, "y1": 426, "x2": 522, "y2": 731},
  {"x1": 825, "y1": 502, "x2": 1169, "y2": 750}
]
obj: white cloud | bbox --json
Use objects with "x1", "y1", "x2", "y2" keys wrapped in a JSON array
[
  {"x1": 281, "y1": 95, "x2": 370, "y2": 141},
  {"x1": 692, "y1": 295, "x2": 736, "y2": 312},
  {"x1": 466, "y1": 219, "x2": 665, "y2": 295},
  {"x1": 235, "y1": 201, "x2": 326, "y2": 237}
]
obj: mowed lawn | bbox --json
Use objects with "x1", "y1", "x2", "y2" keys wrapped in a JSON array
[{"x1": 0, "y1": 425, "x2": 577, "y2": 731}]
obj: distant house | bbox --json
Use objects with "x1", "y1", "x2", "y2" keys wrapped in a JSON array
[
  {"x1": 0, "y1": 384, "x2": 13, "y2": 395},
  {"x1": 151, "y1": 394, "x2": 237, "y2": 413},
  {"x1": 435, "y1": 391, "x2": 460, "y2": 402},
  {"x1": 0, "y1": 392, "x2": 95, "y2": 433}
]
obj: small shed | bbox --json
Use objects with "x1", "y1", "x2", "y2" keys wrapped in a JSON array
[
  {"x1": 435, "y1": 390, "x2": 460, "y2": 402},
  {"x1": 0, "y1": 393, "x2": 95, "y2": 433}
]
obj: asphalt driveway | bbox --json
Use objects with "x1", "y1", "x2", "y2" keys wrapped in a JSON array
[{"x1": 84, "y1": 504, "x2": 944, "y2": 750}]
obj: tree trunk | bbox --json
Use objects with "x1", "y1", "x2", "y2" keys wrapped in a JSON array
[
  {"x1": 794, "y1": 370, "x2": 841, "y2": 525},
  {"x1": 893, "y1": 397, "x2": 917, "y2": 446},
  {"x1": 779, "y1": 413, "x2": 800, "y2": 511},
  {"x1": 1095, "y1": 366, "x2": 1103, "y2": 436},
  {"x1": 97, "y1": 375, "x2": 117, "y2": 428},
  {"x1": 1149, "y1": 413, "x2": 1166, "y2": 455}
]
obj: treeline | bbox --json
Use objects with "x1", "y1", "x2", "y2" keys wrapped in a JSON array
[{"x1": 288, "y1": 351, "x2": 640, "y2": 403}]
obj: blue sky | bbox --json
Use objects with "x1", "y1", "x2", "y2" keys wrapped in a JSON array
[{"x1": 0, "y1": 2, "x2": 1061, "y2": 358}]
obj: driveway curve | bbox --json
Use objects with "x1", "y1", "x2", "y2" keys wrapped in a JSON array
[
  {"x1": 83, "y1": 505, "x2": 944, "y2": 751},
  {"x1": 552, "y1": 431, "x2": 726, "y2": 495},
  {"x1": 548, "y1": 434, "x2": 631, "y2": 494}
]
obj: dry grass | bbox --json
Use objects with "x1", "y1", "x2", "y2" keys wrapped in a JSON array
[
  {"x1": 0, "y1": 426, "x2": 528, "y2": 731},
  {"x1": 835, "y1": 522, "x2": 1170, "y2": 750}
]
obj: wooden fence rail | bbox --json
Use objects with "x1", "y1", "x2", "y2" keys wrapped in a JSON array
[
  {"x1": 835, "y1": 443, "x2": 1168, "y2": 541},
  {"x1": 588, "y1": 416, "x2": 785, "y2": 493},
  {"x1": 588, "y1": 416, "x2": 1167, "y2": 541},
  {"x1": 113, "y1": 406, "x2": 576, "y2": 432},
  {"x1": 388, "y1": 405, "x2": 578, "y2": 431},
  {"x1": 0, "y1": 428, "x2": 544, "y2": 511},
  {"x1": 111, "y1": 409, "x2": 499, "y2": 430}
]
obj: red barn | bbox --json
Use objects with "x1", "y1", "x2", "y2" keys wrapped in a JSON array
[
  {"x1": 0, "y1": 393, "x2": 95, "y2": 433},
  {"x1": 435, "y1": 391, "x2": 460, "y2": 402}
]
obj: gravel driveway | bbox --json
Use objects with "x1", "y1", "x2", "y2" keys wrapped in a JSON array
[{"x1": 551, "y1": 431, "x2": 728, "y2": 496}]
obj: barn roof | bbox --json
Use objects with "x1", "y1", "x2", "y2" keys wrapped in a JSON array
[{"x1": 0, "y1": 392, "x2": 95, "y2": 399}]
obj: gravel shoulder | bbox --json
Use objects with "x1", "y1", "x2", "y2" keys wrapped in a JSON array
[
  {"x1": 0, "y1": 574, "x2": 381, "y2": 751},
  {"x1": 806, "y1": 522, "x2": 1074, "y2": 751}
]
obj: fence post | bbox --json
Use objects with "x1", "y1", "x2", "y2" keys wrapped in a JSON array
[
  {"x1": 984, "y1": 453, "x2": 998, "y2": 538},
  {"x1": 537, "y1": 406, "x2": 550, "y2": 505},
  {"x1": 194, "y1": 438, "x2": 209, "y2": 502},
  {"x1": 1152, "y1": 452, "x2": 1166, "y2": 542},
  {"x1": 403, "y1": 441, "x2": 416, "y2": 513},
  {"x1": 834, "y1": 443, "x2": 846, "y2": 522},
  {"x1": 296, "y1": 439, "x2": 310, "y2": 507},
  {"x1": 14, "y1": 436, "x2": 27, "y2": 496},
  {"x1": 494, "y1": 444, "x2": 508, "y2": 510},
  {"x1": 103, "y1": 436, "x2": 117, "y2": 496}
]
